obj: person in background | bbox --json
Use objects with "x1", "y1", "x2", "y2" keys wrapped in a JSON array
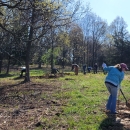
[
  {"x1": 83, "y1": 64, "x2": 87, "y2": 74},
  {"x1": 51, "y1": 68, "x2": 59, "y2": 76},
  {"x1": 102, "y1": 62, "x2": 107, "y2": 74},
  {"x1": 71, "y1": 64, "x2": 79, "y2": 75},
  {"x1": 87, "y1": 66, "x2": 92, "y2": 73},
  {"x1": 93, "y1": 63, "x2": 98, "y2": 74},
  {"x1": 104, "y1": 63, "x2": 128, "y2": 114},
  {"x1": 20, "y1": 66, "x2": 26, "y2": 77}
]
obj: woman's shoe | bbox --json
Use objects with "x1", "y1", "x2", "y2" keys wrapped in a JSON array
[
  {"x1": 110, "y1": 111, "x2": 118, "y2": 114},
  {"x1": 105, "y1": 110, "x2": 111, "y2": 113}
]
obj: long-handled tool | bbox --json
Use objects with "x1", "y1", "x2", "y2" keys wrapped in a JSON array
[{"x1": 120, "y1": 89, "x2": 130, "y2": 108}]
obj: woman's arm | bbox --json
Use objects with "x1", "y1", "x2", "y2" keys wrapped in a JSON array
[{"x1": 103, "y1": 66, "x2": 113, "y2": 72}]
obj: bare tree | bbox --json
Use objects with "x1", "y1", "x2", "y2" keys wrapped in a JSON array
[
  {"x1": 109, "y1": 16, "x2": 130, "y2": 64},
  {"x1": 69, "y1": 23, "x2": 84, "y2": 65},
  {"x1": 80, "y1": 12, "x2": 107, "y2": 67}
]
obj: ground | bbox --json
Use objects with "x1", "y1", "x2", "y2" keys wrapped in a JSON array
[
  {"x1": 101, "y1": 101, "x2": 130, "y2": 130},
  {"x1": 0, "y1": 75, "x2": 65, "y2": 130},
  {"x1": 0, "y1": 75, "x2": 130, "y2": 130}
]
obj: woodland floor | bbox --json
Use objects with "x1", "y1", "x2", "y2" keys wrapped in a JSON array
[{"x1": 0, "y1": 75, "x2": 130, "y2": 130}]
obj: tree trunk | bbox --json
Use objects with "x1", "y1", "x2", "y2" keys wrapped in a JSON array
[
  {"x1": 37, "y1": 48, "x2": 43, "y2": 69},
  {"x1": 50, "y1": 29, "x2": 54, "y2": 70},
  {"x1": 62, "y1": 47, "x2": 65, "y2": 69},
  {"x1": 25, "y1": 46, "x2": 30, "y2": 82},
  {"x1": 0, "y1": 54, "x2": 3, "y2": 73},
  {"x1": 6, "y1": 56, "x2": 11, "y2": 74},
  {"x1": 51, "y1": 41, "x2": 54, "y2": 70},
  {"x1": 24, "y1": 8, "x2": 35, "y2": 82},
  {"x1": 38, "y1": 62, "x2": 42, "y2": 69}
]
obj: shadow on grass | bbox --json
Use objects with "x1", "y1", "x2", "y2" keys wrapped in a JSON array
[
  {"x1": 99, "y1": 113, "x2": 124, "y2": 130},
  {"x1": 0, "y1": 73, "x2": 14, "y2": 78},
  {"x1": 13, "y1": 76, "x2": 24, "y2": 80}
]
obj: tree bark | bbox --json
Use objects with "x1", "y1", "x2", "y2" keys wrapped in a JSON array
[
  {"x1": 0, "y1": 54, "x2": 3, "y2": 73},
  {"x1": 24, "y1": 8, "x2": 35, "y2": 82},
  {"x1": 6, "y1": 56, "x2": 11, "y2": 74}
]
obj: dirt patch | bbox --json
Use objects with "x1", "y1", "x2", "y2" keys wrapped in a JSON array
[
  {"x1": 101, "y1": 101, "x2": 130, "y2": 130},
  {"x1": 0, "y1": 80, "x2": 66, "y2": 130},
  {"x1": 116, "y1": 102, "x2": 130, "y2": 130}
]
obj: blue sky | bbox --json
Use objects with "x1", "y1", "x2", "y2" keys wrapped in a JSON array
[{"x1": 81, "y1": 0, "x2": 130, "y2": 32}]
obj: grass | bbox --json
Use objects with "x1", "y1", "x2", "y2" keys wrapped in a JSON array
[
  {"x1": 0, "y1": 69, "x2": 130, "y2": 129},
  {"x1": 54, "y1": 71, "x2": 130, "y2": 129},
  {"x1": 54, "y1": 73, "x2": 106, "y2": 129}
]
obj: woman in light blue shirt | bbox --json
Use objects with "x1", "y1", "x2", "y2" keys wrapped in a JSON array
[{"x1": 104, "y1": 63, "x2": 128, "y2": 114}]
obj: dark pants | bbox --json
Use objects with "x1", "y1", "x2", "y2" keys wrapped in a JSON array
[
  {"x1": 51, "y1": 68, "x2": 59, "y2": 76},
  {"x1": 20, "y1": 69, "x2": 26, "y2": 77},
  {"x1": 83, "y1": 68, "x2": 86, "y2": 74},
  {"x1": 94, "y1": 69, "x2": 97, "y2": 74},
  {"x1": 87, "y1": 68, "x2": 91, "y2": 73}
]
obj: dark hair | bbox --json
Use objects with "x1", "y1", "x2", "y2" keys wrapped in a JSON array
[{"x1": 114, "y1": 64, "x2": 122, "y2": 72}]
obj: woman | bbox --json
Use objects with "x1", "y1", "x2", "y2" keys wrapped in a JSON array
[
  {"x1": 71, "y1": 64, "x2": 79, "y2": 75},
  {"x1": 104, "y1": 63, "x2": 128, "y2": 114}
]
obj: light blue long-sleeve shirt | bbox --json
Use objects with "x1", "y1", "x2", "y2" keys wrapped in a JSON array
[{"x1": 104, "y1": 66, "x2": 124, "y2": 87}]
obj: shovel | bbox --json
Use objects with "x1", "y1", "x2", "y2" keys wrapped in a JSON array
[{"x1": 120, "y1": 89, "x2": 130, "y2": 108}]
